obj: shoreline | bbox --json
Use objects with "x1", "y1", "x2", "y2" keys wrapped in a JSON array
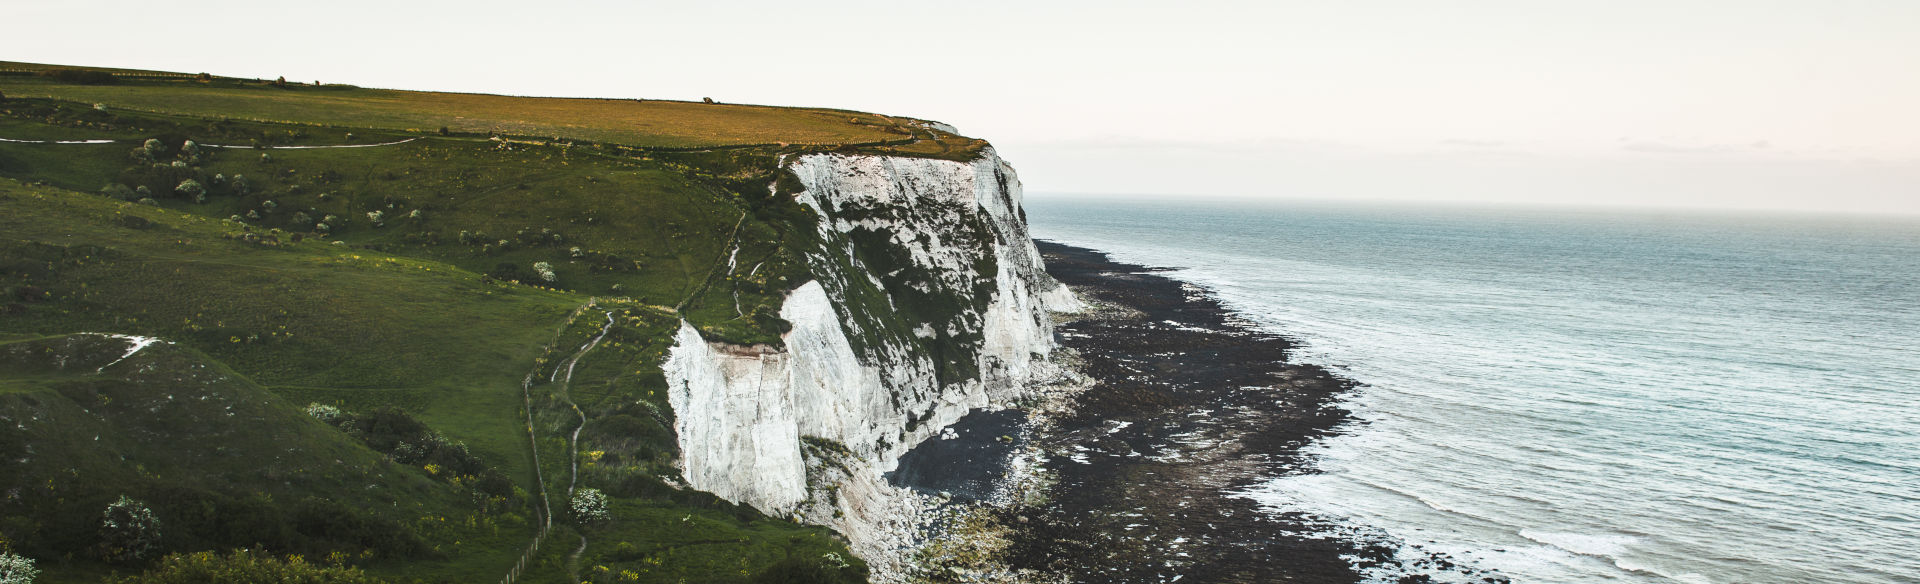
[{"x1": 898, "y1": 240, "x2": 1509, "y2": 582}]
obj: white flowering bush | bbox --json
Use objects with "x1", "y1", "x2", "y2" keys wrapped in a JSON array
[
  {"x1": 174, "y1": 180, "x2": 205, "y2": 199},
  {"x1": 305, "y1": 402, "x2": 343, "y2": 424},
  {"x1": 532, "y1": 262, "x2": 557, "y2": 283},
  {"x1": 570, "y1": 488, "x2": 609, "y2": 522},
  {"x1": 0, "y1": 551, "x2": 37, "y2": 584},
  {"x1": 100, "y1": 495, "x2": 162, "y2": 562}
]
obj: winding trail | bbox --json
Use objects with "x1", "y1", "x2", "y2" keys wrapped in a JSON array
[
  {"x1": 502, "y1": 303, "x2": 609, "y2": 584},
  {"x1": 547, "y1": 308, "x2": 616, "y2": 583},
  {"x1": 0, "y1": 135, "x2": 419, "y2": 149},
  {"x1": 201, "y1": 137, "x2": 420, "y2": 149}
]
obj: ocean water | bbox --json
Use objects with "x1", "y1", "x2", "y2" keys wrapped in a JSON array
[{"x1": 1023, "y1": 197, "x2": 1920, "y2": 584}]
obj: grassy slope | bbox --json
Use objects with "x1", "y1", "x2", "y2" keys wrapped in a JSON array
[
  {"x1": 0, "y1": 96, "x2": 864, "y2": 582},
  {"x1": 0, "y1": 334, "x2": 529, "y2": 584}
]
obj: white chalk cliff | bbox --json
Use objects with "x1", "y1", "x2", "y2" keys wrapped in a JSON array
[{"x1": 662, "y1": 148, "x2": 1078, "y2": 577}]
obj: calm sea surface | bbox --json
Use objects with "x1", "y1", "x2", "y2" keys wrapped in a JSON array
[{"x1": 1025, "y1": 197, "x2": 1920, "y2": 584}]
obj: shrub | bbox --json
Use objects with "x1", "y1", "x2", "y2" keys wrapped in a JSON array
[
  {"x1": 365, "y1": 210, "x2": 383, "y2": 225},
  {"x1": 101, "y1": 183, "x2": 137, "y2": 201},
  {"x1": 261, "y1": 200, "x2": 278, "y2": 212},
  {"x1": 289, "y1": 497, "x2": 428, "y2": 558},
  {"x1": 100, "y1": 495, "x2": 163, "y2": 562},
  {"x1": 174, "y1": 179, "x2": 205, "y2": 199},
  {"x1": 0, "y1": 551, "x2": 37, "y2": 584},
  {"x1": 292, "y1": 211, "x2": 312, "y2": 226},
  {"x1": 229, "y1": 174, "x2": 250, "y2": 195},
  {"x1": 570, "y1": 488, "x2": 609, "y2": 522},
  {"x1": 532, "y1": 262, "x2": 557, "y2": 283},
  {"x1": 109, "y1": 549, "x2": 385, "y2": 584},
  {"x1": 143, "y1": 138, "x2": 165, "y2": 158}
]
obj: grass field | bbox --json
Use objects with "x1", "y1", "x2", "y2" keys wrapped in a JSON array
[{"x1": 1, "y1": 61, "x2": 943, "y2": 151}]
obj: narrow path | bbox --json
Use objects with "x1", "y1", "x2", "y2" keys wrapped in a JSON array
[
  {"x1": 201, "y1": 137, "x2": 419, "y2": 149},
  {"x1": 547, "y1": 308, "x2": 616, "y2": 583},
  {"x1": 0, "y1": 137, "x2": 116, "y2": 144},
  {"x1": 0, "y1": 135, "x2": 420, "y2": 149},
  {"x1": 502, "y1": 302, "x2": 605, "y2": 584},
  {"x1": 550, "y1": 309, "x2": 614, "y2": 498}
]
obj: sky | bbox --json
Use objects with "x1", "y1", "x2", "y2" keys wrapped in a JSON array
[{"x1": 6, "y1": 0, "x2": 1917, "y2": 214}]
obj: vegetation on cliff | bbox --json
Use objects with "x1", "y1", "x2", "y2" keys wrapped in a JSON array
[{"x1": 0, "y1": 60, "x2": 1022, "y2": 583}]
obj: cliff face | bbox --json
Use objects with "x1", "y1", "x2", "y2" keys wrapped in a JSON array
[{"x1": 662, "y1": 148, "x2": 1077, "y2": 575}]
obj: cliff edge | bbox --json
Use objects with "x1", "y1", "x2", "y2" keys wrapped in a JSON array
[{"x1": 664, "y1": 148, "x2": 1079, "y2": 579}]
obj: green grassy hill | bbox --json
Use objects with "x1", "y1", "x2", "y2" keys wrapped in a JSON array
[{"x1": 0, "y1": 61, "x2": 969, "y2": 583}]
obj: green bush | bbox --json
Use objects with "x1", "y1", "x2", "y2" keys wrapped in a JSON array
[
  {"x1": 99, "y1": 495, "x2": 162, "y2": 563},
  {"x1": 109, "y1": 549, "x2": 385, "y2": 584}
]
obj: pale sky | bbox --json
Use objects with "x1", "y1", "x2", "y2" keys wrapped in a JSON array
[{"x1": 7, "y1": 0, "x2": 1918, "y2": 214}]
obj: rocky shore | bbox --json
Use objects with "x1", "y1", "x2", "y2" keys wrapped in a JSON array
[{"x1": 893, "y1": 241, "x2": 1514, "y2": 583}]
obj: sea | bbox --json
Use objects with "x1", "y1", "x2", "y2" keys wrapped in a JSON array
[{"x1": 1023, "y1": 196, "x2": 1920, "y2": 584}]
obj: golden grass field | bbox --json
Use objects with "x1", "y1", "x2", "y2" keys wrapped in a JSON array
[{"x1": 0, "y1": 60, "x2": 936, "y2": 149}]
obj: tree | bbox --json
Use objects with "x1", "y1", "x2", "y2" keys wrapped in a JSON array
[
  {"x1": 0, "y1": 551, "x2": 37, "y2": 584},
  {"x1": 100, "y1": 495, "x2": 162, "y2": 562}
]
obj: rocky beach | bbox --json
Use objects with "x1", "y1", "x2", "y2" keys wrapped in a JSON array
[{"x1": 896, "y1": 241, "x2": 1510, "y2": 583}]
